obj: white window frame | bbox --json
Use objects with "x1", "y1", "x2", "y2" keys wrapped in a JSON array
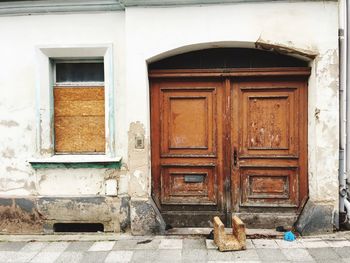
[{"x1": 33, "y1": 44, "x2": 118, "y2": 162}]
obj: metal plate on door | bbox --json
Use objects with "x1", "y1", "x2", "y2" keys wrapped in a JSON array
[{"x1": 184, "y1": 175, "x2": 205, "y2": 183}]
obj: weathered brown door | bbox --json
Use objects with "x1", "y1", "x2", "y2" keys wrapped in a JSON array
[
  {"x1": 231, "y1": 78, "x2": 308, "y2": 227},
  {"x1": 150, "y1": 69, "x2": 309, "y2": 228},
  {"x1": 150, "y1": 79, "x2": 227, "y2": 226}
]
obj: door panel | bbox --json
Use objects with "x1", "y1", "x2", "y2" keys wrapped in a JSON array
[
  {"x1": 161, "y1": 165, "x2": 217, "y2": 205},
  {"x1": 240, "y1": 87, "x2": 298, "y2": 157},
  {"x1": 240, "y1": 167, "x2": 298, "y2": 207},
  {"x1": 160, "y1": 88, "x2": 216, "y2": 157}
]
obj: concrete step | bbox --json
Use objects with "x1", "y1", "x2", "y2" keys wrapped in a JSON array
[{"x1": 166, "y1": 227, "x2": 284, "y2": 238}]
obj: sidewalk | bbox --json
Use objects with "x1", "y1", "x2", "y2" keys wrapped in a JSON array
[{"x1": 0, "y1": 233, "x2": 350, "y2": 262}]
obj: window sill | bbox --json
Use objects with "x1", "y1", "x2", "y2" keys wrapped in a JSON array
[{"x1": 29, "y1": 155, "x2": 122, "y2": 169}]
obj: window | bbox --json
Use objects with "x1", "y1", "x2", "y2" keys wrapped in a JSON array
[
  {"x1": 53, "y1": 60, "x2": 105, "y2": 154},
  {"x1": 33, "y1": 45, "x2": 117, "y2": 162}
]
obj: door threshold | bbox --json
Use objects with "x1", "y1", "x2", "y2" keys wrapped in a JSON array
[{"x1": 165, "y1": 227, "x2": 284, "y2": 238}]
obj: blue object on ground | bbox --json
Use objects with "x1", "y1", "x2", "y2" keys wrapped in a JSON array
[{"x1": 284, "y1": 231, "x2": 296, "y2": 241}]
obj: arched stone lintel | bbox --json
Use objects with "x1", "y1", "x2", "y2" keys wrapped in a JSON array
[{"x1": 146, "y1": 41, "x2": 316, "y2": 64}]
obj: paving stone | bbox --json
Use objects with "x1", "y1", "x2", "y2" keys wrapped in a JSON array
[
  {"x1": 307, "y1": 247, "x2": 341, "y2": 260},
  {"x1": 182, "y1": 248, "x2": 207, "y2": 262},
  {"x1": 183, "y1": 238, "x2": 206, "y2": 249},
  {"x1": 89, "y1": 241, "x2": 116, "y2": 252},
  {"x1": 208, "y1": 249, "x2": 236, "y2": 261},
  {"x1": 256, "y1": 248, "x2": 288, "y2": 261},
  {"x1": 207, "y1": 261, "x2": 260, "y2": 263},
  {"x1": 155, "y1": 249, "x2": 182, "y2": 263},
  {"x1": 134, "y1": 239, "x2": 160, "y2": 250},
  {"x1": 65, "y1": 241, "x2": 94, "y2": 251},
  {"x1": 131, "y1": 249, "x2": 158, "y2": 263},
  {"x1": 80, "y1": 252, "x2": 109, "y2": 263},
  {"x1": 54, "y1": 251, "x2": 84, "y2": 263},
  {"x1": 206, "y1": 239, "x2": 218, "y2": 250},
  {"x1": 20, "y1": 242, "x2": 48, "y2": 252},
  {"x1": 252, "y1": 239, "x2": 279, "y2": 248},
  {"x1": 334, "y1": 246, "x2": 350, "y2": 258},
  {"x1": 325, "y1": 239, "x2": 350, "y2": 247},
  {"x1": 6, "y1": 252, "x2": 38, "y2": 263},
  {"x1": 275, "y1": 239, "x2": 304, "y2": 249},
  {"x1": 301, "y1": 238, "x2": 329, "y2": 248},
  {"x1": 0, "y1": 242, "x2": 27, "y2": 251},
  {"x1": 113, "y1": 240, "x2": 139, "y2": 250},
  {"x1": 316, "y1": 260, "x2": 345, "y2": 263},
  {"x1": 245, "y1": 239, "x2": 255, "y2": 249},
  {"x1": 41, "y1": 242, "x2": 69, "y2": 253},
  {"x1": 323, "y1": 237, "x2": 348, "y2": 241},
  {"x1": 207, "y1": 249, "x2": 259, "y2": 261},
  {"x1": 228, "y1": 249, "x2": 260, "y2": 261},
  {"x1": 104, "y1": 250, "x2": 133, "y2": 263},
  {"x1": 0, "y1": 251, "x2": 16, "y2": 263},
  {"x1": 159, "y1": 239, "x2": 183, "y2": 249},
  {"x1": 281, "y1": 248, "x2": 315, "y2": 262},
  {"x1": 30, "y1": 252, "x2": 63, "y2": 263}
]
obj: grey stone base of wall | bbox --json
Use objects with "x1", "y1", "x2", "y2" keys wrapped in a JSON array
[
  {"x1": 295, "y1": 200, "x2": 334, "y2": 235},
  {"x1": 0, "y1": 196, "x2": 127, "y2": 234},
  {"x1": 130, "y1": 197, "x2": 166, "y2": 235},
  {"x1": 0, "y1": 196, "x2": 335, "y2": 235}
]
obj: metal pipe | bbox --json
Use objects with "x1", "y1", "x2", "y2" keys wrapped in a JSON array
[
  {"x1": 345, "y1": 0, "x2": 350, "y2": 203},
  {"x1": 344, "y1": 198, "x2": 350, "y2": 220},
  {"x1": 339, "y1": 0, "x2": 347, "y2": 214}
]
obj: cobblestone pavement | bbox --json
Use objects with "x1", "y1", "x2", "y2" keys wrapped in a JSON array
[{"x1": 1, "y1": 235, "x2": 350, "y2": 262}]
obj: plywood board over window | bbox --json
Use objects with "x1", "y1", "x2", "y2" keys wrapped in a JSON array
[{"x1": 54, "y1": 86, "x2": 105, "y2": 153}]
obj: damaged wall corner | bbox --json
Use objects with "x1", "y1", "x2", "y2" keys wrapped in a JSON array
[
  {"x1": 119, "y1": 195, "x2": 131, "y2": 232},
  {"x1": 255, "y1": 36, "x2": 318, "y2": 61},
  {"x1": 130, "y1": 197, "x2": 166, "y2": 235},
  {"x1": 127, "y1": 121, "x2": 166, "y2": 234},
  {"x1": 294, "y1": 200, "x2": 334, "y2": 236}
]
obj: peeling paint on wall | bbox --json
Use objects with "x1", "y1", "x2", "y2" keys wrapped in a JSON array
[
  {"x1": 2, "y1": 148, "x2": 15, "y2": 158},
  {"x1": 128, "y1": 122, "x2": 150, "y2": 198},
  {"x1": 0, "y1": 120, "x2": 19, "y2": 127},
  {"x1": 255, "y1": 37, "x2": 318, "y2": 60}
]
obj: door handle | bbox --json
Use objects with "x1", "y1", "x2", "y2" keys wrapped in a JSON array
[{"x1": 233, "y1": 147, "x2": 238, "y2": 167}]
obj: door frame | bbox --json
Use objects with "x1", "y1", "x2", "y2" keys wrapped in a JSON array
[{"x1": 149, "y1": 67, "x2": 311, "y2": 227}]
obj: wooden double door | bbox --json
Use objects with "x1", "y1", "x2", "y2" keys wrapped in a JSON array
[{"x1": 150, "y1": 69, "x2": 308, "y2": 227}]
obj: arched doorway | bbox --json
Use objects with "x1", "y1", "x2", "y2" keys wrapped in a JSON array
[{"x1": 149, "y1": 48, "x2": 310, "y2": 228}]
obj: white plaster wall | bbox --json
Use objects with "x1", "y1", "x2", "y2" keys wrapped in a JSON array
[
  {"x1": 0, "y1": 1, "x2": 340, "y2": 210},
  {"x1": 0, "y1": 12, "x2": 127, "y2": 196},
  {"x1": 124, "y1": 2, "x2": 339, "y2": 209}
]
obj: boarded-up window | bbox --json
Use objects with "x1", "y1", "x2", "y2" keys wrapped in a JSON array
[{"x1": 54, "y1": 61, "x2": 105, "y2": 154}]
